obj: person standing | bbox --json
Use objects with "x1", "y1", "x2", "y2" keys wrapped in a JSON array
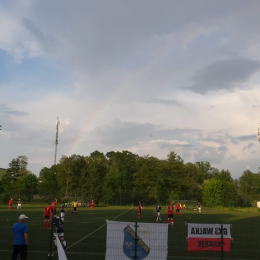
[
  {"x1": 44, "y1": 203, "x2": 52, "y2": 229},
  {"x1": 176, "y1": 203, "x2": 180, "y2": 216},
  {"x1": 155, "y1": 204, "x2": 162, "y2": 221},
  {"x1": 12, "y1": 214, "x2": 29, "y2": 260},
  {"x1": 138, "y1": 202, "x2": 142, "y2": 218},
  {"x1": 9, "y1": 198, "x2": 13, "y2": 210},
  {"x1": 53, "y1": 210, "x2": 66, "y2": 250},
  {"x1": 71, "y1": 200, "x2": 78, "y2": 215},
  {"x1": 198, "y1": 202, "x2": 202, "y2": 213},
  {"x1": 167, "y1": 202, "x2": 175, "y2": 227},
  {"x1": 51, "y1": 198, "x2": 57, "y2": 220},
  {"x1": 90, "y1": 199, "x2": 95, "y2": 209},
  {"x1": 17, "y1": 199, "x2": 22, "y2": 210},
  {"x1": 60, "y1": 202, "x2": 67, "y2": 222}
]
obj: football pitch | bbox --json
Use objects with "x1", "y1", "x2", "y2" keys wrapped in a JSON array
[{"x1": 0, "y1": 204, "x2": 260, "y2": 260}]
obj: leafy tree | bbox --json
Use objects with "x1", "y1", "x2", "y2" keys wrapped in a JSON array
[
  {"x1": 202, "y1": 179, "x2": 222, "y2": 206},
  {"x1": 84, "y1": 152, "x2": 109, "y2": 201},
  {"x1": 133, "y1": 156, "x2": 163, "y2": 203},
  {"x1": 38, "y1": 167, "x2": 58, "y2": 200},
  {"x1": 239, "y1": 170, "x2": 258, "y2": 195},
  {"x1": 8, "y1": 156, "x2": 29, "y2": 179}
]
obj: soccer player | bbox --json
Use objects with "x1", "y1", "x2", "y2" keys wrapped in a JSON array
[
  {"x1": 176, "y1": 203, "x2": 180, "y2": 216},
  {"x1": 44, "y1": 203, "x2": 52, "y2": 229},
  {"x1": 71, "y1": 200, "x2": 78, "y2": 215},
  {"x1": 155, "y1": 204, "x2": 162, "y2": 221},
  {"x1": 138, "y1": 202, "x2": 142, "y2": 218},
  {"x1": 60, "y1": 202, "x2": 67, "y2": 222},
  {"x1": 50, "y1": 198, "x2": 57, "y2": 220},
  {"x1": 167, "y1": 201, "x2": 175, "y2": 227},
  {"x1": 9, "y1": 198, "x2": 13, "y2": 210},
  {"x1": 17, "y1": 199, "x2": 22, "y2": 210},
  {"x1": 183, "y1": 204, "x2": 186, "y2": 210},
  {"x1": 198, "y1": 202, "x2": 202, "y2": 213},
  {"x1": 90, "y1": 199, "x2": 94, "y2": 210},
  {"x1": 52, "y1": 210, "x2": 66, "y2": 250}
]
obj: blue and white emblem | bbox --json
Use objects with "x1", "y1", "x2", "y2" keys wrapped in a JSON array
[{"x1": 123, "y1": 225, "x2": 150, "y2": 259}]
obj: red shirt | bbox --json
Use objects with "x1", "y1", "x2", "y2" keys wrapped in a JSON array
[
  {"x1": 138, "y1": 205, "x2": 142, "y2": 211},
  {"x1": 176, "y1": 204, "x2": 180, "y2": 210},
  {"x1": 168, "y1": 205, "x2": 174, "y2": 214},
  {"x1": 52, "y1": 201, "x2": 57, "y2": 209},
  {"x1": 91, "y1": 200, "x2": 94, "y2": 206},
  {"x1": 9, "y1": 200, "x2": 13, "y2": 205},
  {"x1": 45, "y1": 205, "x2": 52, "y2": 216}
]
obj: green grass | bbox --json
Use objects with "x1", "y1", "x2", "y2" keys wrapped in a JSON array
[{"x1": 0, "y1": 204, "x2": 260, "y2": 260}]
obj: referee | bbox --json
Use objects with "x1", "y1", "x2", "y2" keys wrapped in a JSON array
[{"x1": 71, "y1": 200, "x2": 78, "y2": 215}]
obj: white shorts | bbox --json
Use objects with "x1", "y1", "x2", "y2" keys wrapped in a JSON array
[
  {"x1": 18, "y1": 204, "x2": 21, "y2": 207},
  {"x1": 61, "y1": 212, "x2": 65, "y2": 218},
  {"x1": 54, "y1": 232, "x2": 64, "y2": 237},
  {"x1": 157, "y1": 212, "x2": 160, "y2": 216}
]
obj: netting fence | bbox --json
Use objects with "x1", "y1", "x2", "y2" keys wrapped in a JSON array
[{"x1": 1, "y1": 216, "x2": 260, "y2": 260}]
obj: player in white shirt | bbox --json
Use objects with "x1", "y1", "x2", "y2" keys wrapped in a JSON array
[{"x1": 155, "y1": 205, "x2": 162, "y2": 221}]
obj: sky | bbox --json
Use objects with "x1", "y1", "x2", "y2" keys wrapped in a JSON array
[{"x1": 1, "y1": 0, "x2": 260, "y2": 179}]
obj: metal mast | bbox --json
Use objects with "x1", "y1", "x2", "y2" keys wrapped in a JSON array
[{"x1": 54, "y1": 117, "x2": 60, "y2": 165}]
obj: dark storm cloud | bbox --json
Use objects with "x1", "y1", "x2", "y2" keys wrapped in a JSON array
[
  {"x1": 0, "y1": 104, "x2": 29, "y2": 116},
  {"x1": 184, "y1": 58, "x2": 260, "y2": 94},
  {"x1": 147, "y1": 98, "x2": 186, "y2": 107}
]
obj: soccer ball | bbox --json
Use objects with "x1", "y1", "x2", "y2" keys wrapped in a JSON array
[{"x1": 132, "y1": 207, "x2": 134, "y2": 209}]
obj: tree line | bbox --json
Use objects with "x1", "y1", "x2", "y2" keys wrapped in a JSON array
[{"x1": 0, "y1": 151, "x2": 260, "y2": 206}]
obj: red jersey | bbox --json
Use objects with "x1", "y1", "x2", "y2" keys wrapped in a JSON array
[
  {"x1": 52, "y1": 201, "x2": 57, "y2": 210},
  {"x1": 9, "y1": 200, "x2": 13, "y2": 205},
  {"x1": 45, "y1": 205, "x2": 52, "y2": 216},
  {"x1": 91, "y1": 200, "x2": 94, "y2": 206},
  {"x1": 138, "y1": 205, "x2": 142, "y2": 211},
  {"x1": 168, "y1": 205, "x2": 174, "y2": 214},
  {"x1": 176, "y1": 204, "x2": 180, "y2": 210}
]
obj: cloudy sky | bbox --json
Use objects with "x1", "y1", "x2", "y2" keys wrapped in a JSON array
[{"x1": 1, "y1": 0, "x2": 260, "y2": 179}]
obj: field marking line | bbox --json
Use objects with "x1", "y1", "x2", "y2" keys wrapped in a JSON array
[{"x1": 66, "y1": 207, "x2": 133, "y2": 250}]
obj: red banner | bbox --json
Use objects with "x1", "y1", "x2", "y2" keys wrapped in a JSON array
[{"x1": 188, "y1": 237, "x2": 231, "y2": 252}]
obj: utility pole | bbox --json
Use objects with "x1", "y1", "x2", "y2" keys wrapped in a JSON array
[{"x1": 54, "y1": 117, "x2": 60, "y2": 165}]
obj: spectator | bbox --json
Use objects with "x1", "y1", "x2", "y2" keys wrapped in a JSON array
[{"x1": 12, "y1": 214, "x2": 29, "y2": 260}]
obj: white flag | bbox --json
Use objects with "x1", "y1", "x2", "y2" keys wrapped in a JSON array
[
  {"x1": 55, "y1": 234, "x2": 67, "y2": 260},
  {"x1": 105, "y1": 221, "x2": 168, "y2": 260}
]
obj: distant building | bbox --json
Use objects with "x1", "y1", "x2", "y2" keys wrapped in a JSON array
[{"x1": 0, "y1": 168, "x2": 7, "y2": 180}]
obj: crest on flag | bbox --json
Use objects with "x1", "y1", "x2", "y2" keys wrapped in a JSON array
[
  {"x1": 123, "y1": 225, "x2": 150, "y2": 260},
  {"x1": 105, "y1": 221, "x2": 168, "y2": 260}
]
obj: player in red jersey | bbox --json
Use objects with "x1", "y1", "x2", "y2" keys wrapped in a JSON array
[
  {"x1": 9, "y1": 198, "x2": 13, "y2": 210},
  {"x1": 44, "y1": 202, "x2": 52, "y2": 229},
  {"x1": 51, "y1": 198, "x2": 57, "y2": 219},
  {"x1": 167, "y1": 201, "x2": 175, "y2": 227},
  {"x1": 176, "y1": 203, "x2": 180, "y2": 216},
  {"x1": 138, "y1": 202, "x2": 142, "y2": 218},
  {"x1": 90, "y1": 200, "x2": 94, "y2": 210}
]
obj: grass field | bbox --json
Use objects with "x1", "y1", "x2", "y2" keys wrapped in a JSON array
[{"x1": 0, "y1": 204, "x2": 260, "y2": 260}]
